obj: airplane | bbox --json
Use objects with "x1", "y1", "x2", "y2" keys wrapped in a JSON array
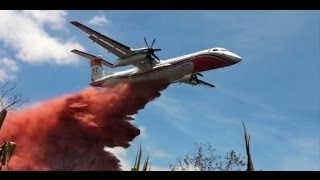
[{"x1": 70, "y1": 21, "x2": 241, "y2": 88}]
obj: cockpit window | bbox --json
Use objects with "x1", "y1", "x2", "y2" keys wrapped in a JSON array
[{"x1": 211, "y1": 48, "x2": 228, "y2": 52}]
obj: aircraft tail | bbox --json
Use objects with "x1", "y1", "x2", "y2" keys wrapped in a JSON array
[
  {"x1": 90, "y1": 59, "x2": 104, "y2": 81},
  {"x1": 71, "y1": 49, "x2": 114, "y2": 82}
]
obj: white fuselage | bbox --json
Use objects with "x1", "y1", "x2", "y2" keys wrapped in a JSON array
[{"x1": 90, "y1": 48, "x2": 241, "y2": 87}]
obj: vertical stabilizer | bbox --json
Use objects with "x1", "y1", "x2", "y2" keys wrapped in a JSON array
[{"x1": 90, "y1": 59, "x2": 104, "y2": 82}]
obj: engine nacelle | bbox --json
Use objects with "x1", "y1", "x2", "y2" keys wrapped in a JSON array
[
  {"x1": 179, "y1": 74, "x2": 192, "y2": 81},
  {"x1": 179, "y1": 74, "x2": 198, "y2": 85},
  {"x1": 114, "y1": 53, "x2": 146, "y2": 67}
]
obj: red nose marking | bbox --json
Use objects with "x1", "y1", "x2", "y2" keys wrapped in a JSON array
[{"x1": 192, "y1": 57, "x2": 232, "y2": 73}]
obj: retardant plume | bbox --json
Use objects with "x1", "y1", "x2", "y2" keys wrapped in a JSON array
[{"x1": 0, "y1": 80, "x2": 169, "y2": 171}]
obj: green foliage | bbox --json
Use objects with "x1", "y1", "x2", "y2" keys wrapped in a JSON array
[
  {"x1": 0, "y1": 109, "x2": 7, "y2": 129},
  {"x1": 0, "y1": 141, "x2": 16, "y2": 170},
  {"x1": 171, "y1": 143, "x2": 246, "y2": 171},
  {"x1": 170, "y1": 123, "x2": 256, "y2": 171},
  {"x1": 242, "y1": 122, "x2": 254, "y2": 171},
  {"x1": 131, "y1": 144, "x2": 151, "y2": 171},
  {"x1": 0, "y1": 83, "x2": 26, "y2": 171},
  {"x1": 0, "y1": 109, "x2": 16, "y2": 171}
]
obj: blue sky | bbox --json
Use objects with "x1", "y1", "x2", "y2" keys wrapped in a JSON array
[{"x1": 0, "y1": 10, "x2": 319, "y2": 170}]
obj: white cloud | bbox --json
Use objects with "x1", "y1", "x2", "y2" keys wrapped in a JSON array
[
  {"x1": 16, "y1": 99, "x2": 41, "y2": 111},
  {"x1": 138, "y1": 125, "x2": 148, "y2": 139},
  {"x1": 21, "y1": 10, "x2": 67, "y2": 30},
  {"x1": 151, "y1": 150, "x2": 172, "y2": 158},
  {"x1": 279, "y1": 155, "x2": 320, "y2": 171},
  {"x1": 0, "y1": 97, "x2": 8, "y2": 111},
  {"x1": 150, "y1": 165, "x2": 169, "y2": 171},
  {"x1": 104, "y1": 145, "x2": 171, "y2": 171},
  {"x1": 152, "y1": 94, "x2": 193, "y2": 136},
  {"x1": 0, "y1": 57, "x2": 19, "y2": 83},
  {"x1": 104, "y1": 147, "x2": 132, "y2": 171},
  {"x1": 88, "y1": 16, "x2": 109, "y2": 27},
  {"x1": 295, "y1": 137, "x2": 319, "y2": 148},
  {"x1": 0, "y1": 10, "x2": 84, "y2": 65}
]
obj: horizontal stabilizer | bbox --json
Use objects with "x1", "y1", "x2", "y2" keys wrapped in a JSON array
[{"x1": 71, "y1": 49, "x2": 115, "y2": 68}]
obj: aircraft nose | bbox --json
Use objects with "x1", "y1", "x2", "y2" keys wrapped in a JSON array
[{"x1": 229, "y1": 52, "x2": 242, "y2": 63}]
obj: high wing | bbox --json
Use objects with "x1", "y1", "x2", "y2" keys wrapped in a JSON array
[
  {"x1": 174, "y1": 73, "x2": 215, "y2": 88},
  {"x1": 70, "y1": 21, "x2": 134, "y2": 58},
  {"x1": 71, "y1": 49, "x2": 115, "y2": 68}
]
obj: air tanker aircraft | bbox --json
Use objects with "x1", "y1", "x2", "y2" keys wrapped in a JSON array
[{"x1": 70, "y1": 21, "x2": 241, "y2": 88}]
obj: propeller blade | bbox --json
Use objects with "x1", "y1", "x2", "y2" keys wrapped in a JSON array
[
  {"x1": 152, "y1": 53, "x2": 160, "y2": 61},
  {"x1": 151, "y1": 39, "x2": 156, "y2": 48},
  {"x1": 143, "y1": 37, "x2": 161, "y2": 64},
  {"x1": 144, "y1": 37, "x2": 149, "y2": 48}
]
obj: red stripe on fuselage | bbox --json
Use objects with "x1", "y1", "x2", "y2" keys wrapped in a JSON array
[
  {"x1": 192, "y1": 56, "x2": 232, "y2": 73},
  {"x1": 89, "y1": 54, "x2": 234, "y2": 87},
  {"x1": 90, "y1": 81, "x2": 103, "y2": 87},
  {"x1": 91, "y1": 59, "x2": 102, "y2": 66}
]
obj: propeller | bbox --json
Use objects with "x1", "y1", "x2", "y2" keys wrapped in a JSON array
[{"x1": 144, "y1": 37, "x2": 161, "y2": 67}]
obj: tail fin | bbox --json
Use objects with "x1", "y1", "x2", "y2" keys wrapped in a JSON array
[
  {"x1": 71, "y1": 49, "x2": 114, "y2": 82},
  {"x1": 90, "y1": 58, "x2": 104, "y2": 81}
]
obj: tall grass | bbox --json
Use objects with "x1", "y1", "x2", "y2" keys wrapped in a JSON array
[
  {"x1": 0, "y1": 109, "x2": 16, "y2": 171},
  {"x1": 131, "y1": 144, "x2": 151, "y2": 171},
  {"x1": 132, "y1": 122, "x2": 255, "y2": 171},
  {"x1": 243, "y1": 122, "x2": 254, "y2": 171}
]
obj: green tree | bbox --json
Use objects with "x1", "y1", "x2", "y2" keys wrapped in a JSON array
[
  {"x1": 170, "y1": 143, "x2": 246, "y2": 171},
  {"x1": 171, "y1": 122, "x2": 255, "y2": 171},
  {"x1": 0, "y1": 82, "x2": 27, "y2": 171}
]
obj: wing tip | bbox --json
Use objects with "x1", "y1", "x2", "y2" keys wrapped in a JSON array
[
  {"x1": 70, "y1": 21, "x2": 81, "y2": 27},
  {"x1": 208, "y1": 83, "x2": 215, "y2": 88}
]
